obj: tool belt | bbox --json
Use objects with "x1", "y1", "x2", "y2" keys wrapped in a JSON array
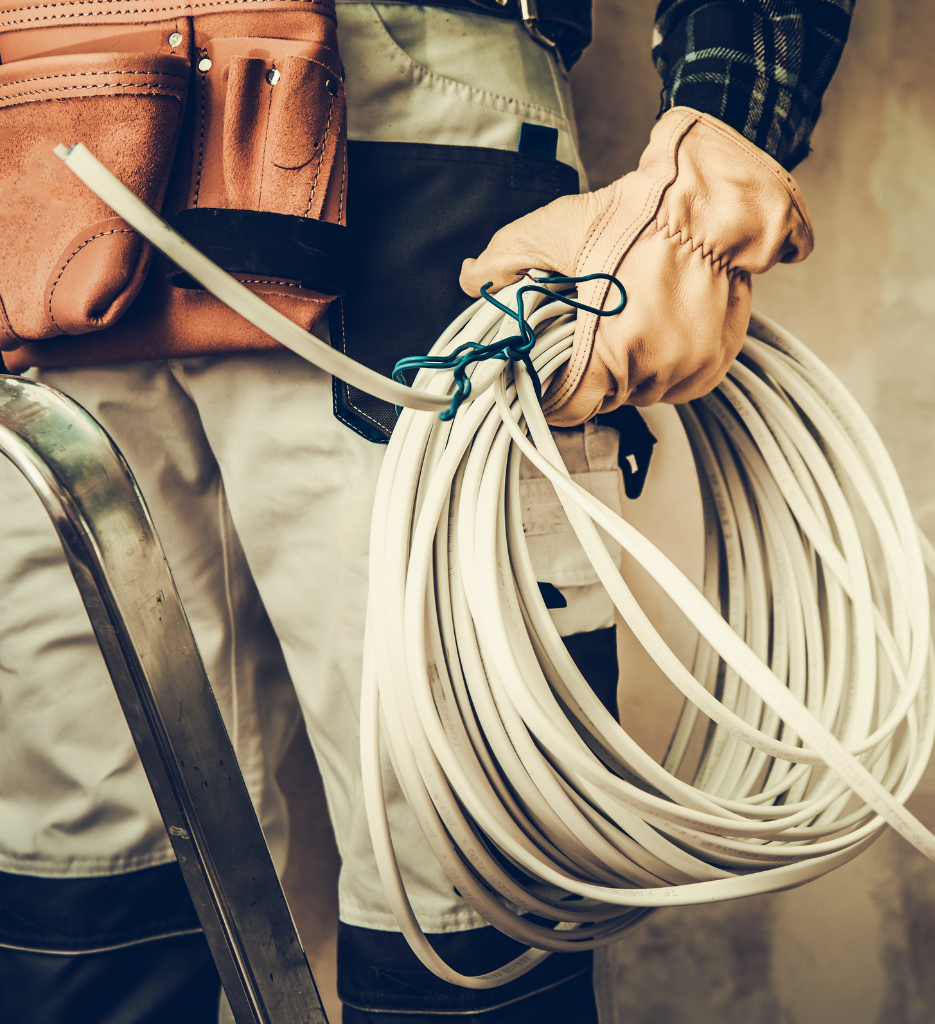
[
  {"x1": 0, "y1": 0, "x2": 349, "y2": 367},
  {"x1": 0, "y1": 0, "x2": 587, "y2": 382}
]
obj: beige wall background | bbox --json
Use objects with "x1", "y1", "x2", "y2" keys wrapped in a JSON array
[{"x1": 569, "y1": 2, "x2": 935, "y2": 1021}]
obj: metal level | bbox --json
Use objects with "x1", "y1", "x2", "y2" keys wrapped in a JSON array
[{"x1": 0, "y1": 374, "x2": 327, "y2": 1024}]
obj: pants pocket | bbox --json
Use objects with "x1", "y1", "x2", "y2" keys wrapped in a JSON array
[{"x1": 0, "y1": 51, "x2": 189, "y2": 345}]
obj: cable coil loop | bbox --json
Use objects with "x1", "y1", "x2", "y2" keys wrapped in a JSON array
[{"x1": 364, "y1": 280, "x2": 935, "y2": 989}]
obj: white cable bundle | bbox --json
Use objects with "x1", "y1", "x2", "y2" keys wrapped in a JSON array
[
  {"x1": 56, "y1": 144, "x2": 935, "y2": 993},
  {"x1": 363, "y1": 280, "x2": 935, "y2": 987}
]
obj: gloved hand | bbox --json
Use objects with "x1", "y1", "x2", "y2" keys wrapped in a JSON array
[{"x1": 460, "y1": 107, "x2": 814, "y2": 426}]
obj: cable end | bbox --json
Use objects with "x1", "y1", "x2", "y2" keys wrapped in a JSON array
[{"x1": 53, "y1": 143, "x2": 79, "y2": 163}]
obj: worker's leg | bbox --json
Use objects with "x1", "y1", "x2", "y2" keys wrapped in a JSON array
[
  {"x1": 176, "y1": 351, "x2": 633, "y2": 1020},
  {"x1": 0, "y1": 360, "x2": 301, "y2": 1021}
]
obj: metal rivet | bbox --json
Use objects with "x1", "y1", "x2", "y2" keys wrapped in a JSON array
[
  {"x1": 198, "y1": 57, "x2": 212, "y2": 73},
  {"x1": 324, "y1": 77, "x2": 338, "y2": 96},
  {"x1": 168, "y1": 31, "x2": 182, "y2": 47},
  {"x1": 267, "y1": 67, "x2": 280, "y2": 86}
]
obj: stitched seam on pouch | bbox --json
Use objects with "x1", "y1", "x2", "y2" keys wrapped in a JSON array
[
  {"x1": 239, "y1": 279, "x2": 307, "y2": 287},
  {"x1": 347, "y1": 385, "x2": 388, "y2": 429},
  {"x1": 288, "y1": 54, "x2": 341, "y2": 76},
  {"x1": 0, "y1": 0, "x2": 335, "y2": 28},
  {"x1": 256, "y1": 86, "x2": 274, "y2": 210},
  {"x1": 334, "y1": 299, "x2": 390, "y2": 432},
  {"x1": 0, "y1": 82, "x2": 186, "y2": 100},
  {"x1": 0, "y1": 69, "x2": 188, "y2": 89},
  {"x1": 191, "y1": 60, "x2": 207, "y2": 208},
  {"x1": 337, "y1": 122, "x2": 346, "y2": 225},
  {"x1": 0, "y1": 292, "x2": 23, "y2": 343},
  {"x1": 304, "y1": 92, "x2": 334, "y2": 217},
  {"x1": 47, "y1": 227, "x2": 135, "y2": 329}
]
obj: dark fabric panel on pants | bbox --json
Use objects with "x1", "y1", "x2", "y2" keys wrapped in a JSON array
[
  {"x1": 562, "y1": 624, "x2": 619, "y2": 719},
  {"x1": 337, "y1": 922, "x2": 592, "y2": 1015},
  {"x1": 331, "y1": 141, "x2": 580, "y2": 442},
  {"x1": 341, "y1": 967, "x2": 598, "y2": 1022},
  {"x1": 337, "y1": 625, "x2": 617, "y2": 1014},
  {"x1": 0, "y1": 864, "x2": 220, "y2": 1024},
  {"x1": 0, "y1": 932, "x2": 221, "y2": 1024},
  {"x1": 0, "y1": 862, "x2": 201, "y2": 952}
]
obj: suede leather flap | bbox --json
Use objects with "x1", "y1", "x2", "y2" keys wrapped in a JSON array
[{"x1": 0, "y1": 51, "x2": 189, "y2": 346}]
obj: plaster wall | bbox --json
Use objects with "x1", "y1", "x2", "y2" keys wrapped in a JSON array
[{"x1": 570, "y1": 2, "x2": 935, "y2": 1021}]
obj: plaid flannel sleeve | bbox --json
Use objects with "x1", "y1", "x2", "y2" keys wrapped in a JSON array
[{"x1": 652, "y1": 0, "x2": 854, "y2": 169}]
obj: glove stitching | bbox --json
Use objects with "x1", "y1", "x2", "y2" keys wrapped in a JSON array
[
  {"x1": 690, "y1": 113, "x2": 814, "y2": 251},
  {"x1": 652, "y1": 220, "x2": 734, "y2": 275},
  {"x1": 545, "y1": 112, "x2": 698, "y2": 415},
  {"x1": 47, "y1": 227, "x2": 137, "y2": 332}
]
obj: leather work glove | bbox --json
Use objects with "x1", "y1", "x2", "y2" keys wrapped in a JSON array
[{"x1": 460, "y1": 107, "x2": 814, "y2": 426}]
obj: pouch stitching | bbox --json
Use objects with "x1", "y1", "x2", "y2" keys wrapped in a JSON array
[
  {"x1": 256, "y1": 85, "x2": 274, "y2": 209},
  {"x1": 337, "y1": 120, "x2": 347, "y2": 224},
  {"x1": 345, "y1": 382, "x2": 387, "y2": 431},
  {"x1": 0, "y1": 81, "x2": 187, "y2": 101},
  {"x1": 191, "y1": 60, "x2": 208, "y2": 207},
  {"x1": 1, "y1": 0, "x2": 337, "y2": 28},
  {"x1": 47, "y1": 227, "x2": 137, "y2": 330},
  {"x1": 237, "y1": 278, "x2": 305, "y2": 287},
  {"x1": 334, "y1": 300, "x2": 388, "y2": 432},
  {"x1": 0, "y1": 293, "x2": 23, "y2": 344},
  {"x1": 0, "y1": 69, "x2": 188, "y2": 89},
  {"x1": 304, "y1": 91, "x2": 335, "y2": 217}
]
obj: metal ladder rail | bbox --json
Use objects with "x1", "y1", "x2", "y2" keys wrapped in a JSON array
[{"x1": 0, "y1": 374, "x2": 327, "y2": 1024}]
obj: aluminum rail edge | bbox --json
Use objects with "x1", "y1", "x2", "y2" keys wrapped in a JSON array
[{"x1": 0, "y1": 374, "x2": 327, "y2": 1024}]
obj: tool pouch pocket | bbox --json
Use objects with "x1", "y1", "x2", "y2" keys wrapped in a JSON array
[
  {"x1": 0, "y1": 49, "x2": 189, "y2": 346},
  {"x1": 157, "y1": 9, "x2": 349, "y2": 346}
]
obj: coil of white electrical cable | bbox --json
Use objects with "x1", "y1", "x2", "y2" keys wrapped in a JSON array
[
  {"x1": 58, "y1": 143, "x2": 935, "y2": 993},
  {"x1": 362, "y1": 281, "x2": 935, "y2": 988}
]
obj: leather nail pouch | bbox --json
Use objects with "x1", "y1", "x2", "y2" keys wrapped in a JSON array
[
  {"x1": 0, "y1": 48, "x2": 189, "y2": 347},
  {"x1": 138, "y1": 11, "x2": 350, "y2": 358}
]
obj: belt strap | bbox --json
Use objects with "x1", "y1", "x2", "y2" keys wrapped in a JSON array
[{"x1": 398, "y1": 0, "x2": 592, "y2": 68}]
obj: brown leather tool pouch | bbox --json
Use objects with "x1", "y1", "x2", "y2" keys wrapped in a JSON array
[
  {"x1": 0, "y1": 45, "x2": 188, "y2": 346},
  {"x1": 0, "y1": 0, "x2": 348, "y2": 369}
]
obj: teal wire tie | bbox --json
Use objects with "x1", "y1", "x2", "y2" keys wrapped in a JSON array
[{"x1": 393, "y1": 272, "x2": 627, "y2": 421}]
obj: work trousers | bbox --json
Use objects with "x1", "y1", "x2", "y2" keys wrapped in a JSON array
[{"x1": 0, "y1": 5, "x2": 705, "y2": 1017}]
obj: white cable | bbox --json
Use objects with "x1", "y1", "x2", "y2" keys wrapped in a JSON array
[
  {"x1": 362, "y1": 293, "x2": 935, "y2": 987},
  {"x1": 58, "y1": 145, "x2": 935, "y2": 989}
]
